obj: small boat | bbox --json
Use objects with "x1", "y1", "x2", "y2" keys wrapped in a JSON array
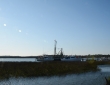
[{"x1": 61, "y1": 56, "x2": 81, "y2": 61}]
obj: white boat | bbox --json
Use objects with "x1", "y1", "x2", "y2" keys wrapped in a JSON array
[
  {"x1": 61, "y1": 56, "x2": 81, "y2": 61},
  {"x1": 37, "y1": 40, "x2": 64, "y2": 61},
  {"x1": 37, "y1": 55, "x2": 54, "y2": 61}
]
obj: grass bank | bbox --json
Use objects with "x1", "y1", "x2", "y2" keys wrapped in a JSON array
[
  {"x1": 92, "y1": 61, "x2": 110, "y2": 65},
  {"x1": 0, "y1": 61, "x2": 103, "y2": 80}
]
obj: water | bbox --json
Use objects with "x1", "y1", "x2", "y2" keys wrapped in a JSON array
[
  {"x1": 0, "y1": 57, "x2": 104, "y2": 62},
  {"x1": 0, "y1": 65, "x2": 110, "y2": 85},
  {"x1": 0, "y1": 58, "x2": 37, "y2": 62}
]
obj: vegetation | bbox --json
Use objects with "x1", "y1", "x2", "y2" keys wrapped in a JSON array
[
  {"x1": 93, "y1": 61, "x2": 110, "y2": 65},
  {"x1": 0, "y1": 61, "x2": 101, "y2": 80}
]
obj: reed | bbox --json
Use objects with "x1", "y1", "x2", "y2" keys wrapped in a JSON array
[
  {"x1": 94, "y1": 61, "x2": 110, "y2": 65},
  {"x1": 0, "y1": 61, "x2": 101, "y2": 80}
]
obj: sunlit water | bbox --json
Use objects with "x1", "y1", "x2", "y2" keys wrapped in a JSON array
[{"x1": 0, "y1": 65, "x2": 110, "y2": 85}]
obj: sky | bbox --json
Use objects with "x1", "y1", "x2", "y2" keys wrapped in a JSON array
[{"x1": 0, "y1": 0, "x2": 110, "y2": 56}]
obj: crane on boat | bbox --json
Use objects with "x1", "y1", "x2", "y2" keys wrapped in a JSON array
[{"x1": 54, "y1": 40, "x2": 64, "y2": 61}]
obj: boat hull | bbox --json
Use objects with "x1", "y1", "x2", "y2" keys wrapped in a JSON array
[{"x1": 61, "y1": 56, "x2": 81, "y2": 61}]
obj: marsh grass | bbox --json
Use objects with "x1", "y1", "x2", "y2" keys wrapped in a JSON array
[{"x1": 0, "y1": 61, "x2": 109, "y2": 80}]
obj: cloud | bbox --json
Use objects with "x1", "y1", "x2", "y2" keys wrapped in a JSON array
[
  {"x1": 4, "y1": 24, "x2": 6, "y2": 26},
  {"x1": 19, "y1": 30, "x2": 21, "y2": 32}
]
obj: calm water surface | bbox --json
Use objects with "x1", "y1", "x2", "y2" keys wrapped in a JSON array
[
  {"x1": 0, "y1": 58, "x2": 36, "y2": 62},
  {"x1": 0, "y1": 65, "x2": 110, "y2": 85}
]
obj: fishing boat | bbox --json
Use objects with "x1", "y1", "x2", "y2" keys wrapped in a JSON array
[
  {"x1": 37, "y1": 55, "x2": 54, "y2": 61},
  {"x1": 37, "y1": 40, "x2": 63, "y2": 61},
  {"x1": 61, "y1": 56, "x2": 81, "y2": 61}
]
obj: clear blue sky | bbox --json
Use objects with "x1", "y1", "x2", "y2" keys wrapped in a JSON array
[{"x1": 0, "y1": 0, "x2": 110, "y2": 56}]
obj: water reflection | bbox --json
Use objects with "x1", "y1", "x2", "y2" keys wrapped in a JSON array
[{"x1": 0, "y1": 65, "x2": 110, "y2": 85}]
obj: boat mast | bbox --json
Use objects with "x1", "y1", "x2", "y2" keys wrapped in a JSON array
[
  {"x1": 54, "y1": 40, "x2": 57, "y2": 55},
  {"x1": 60, "y1": 48, "x2": 63, "y2": 56}
]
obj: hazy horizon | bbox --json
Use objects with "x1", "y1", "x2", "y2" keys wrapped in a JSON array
[{"x1": 0, "y1": 0, "x2": 110, "y2": 56}]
